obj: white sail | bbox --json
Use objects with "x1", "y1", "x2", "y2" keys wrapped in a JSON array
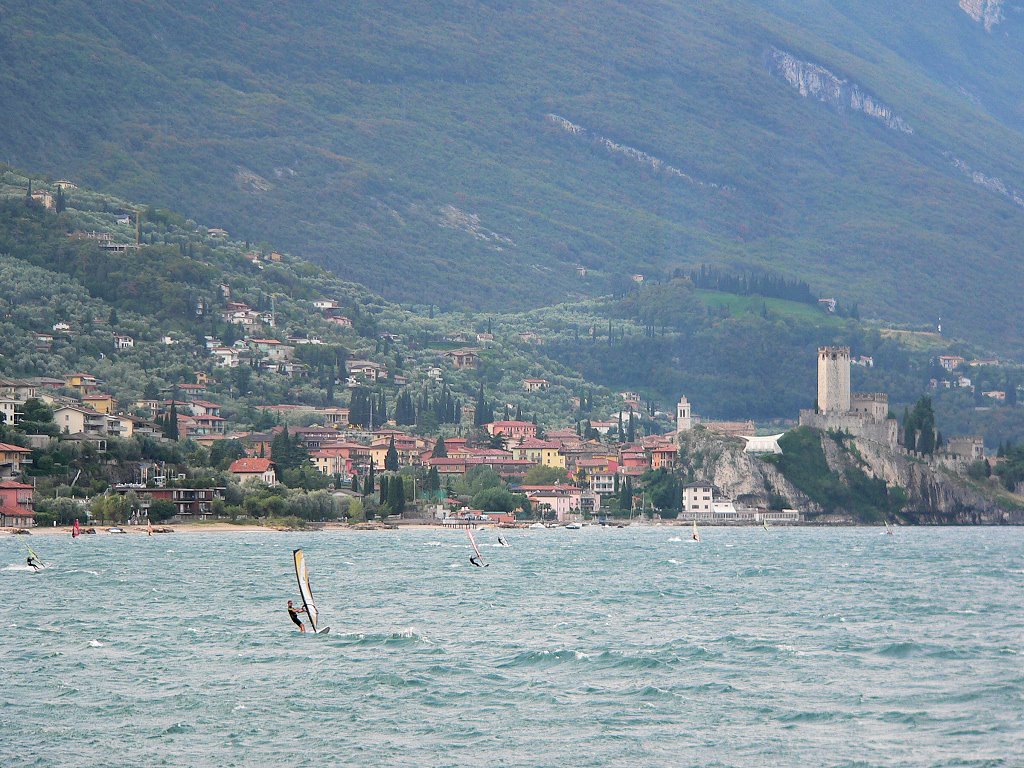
[
  {"x1": 467, "y1": 529, "x2": 485, "y2": 564},
  {"x1": 293, "y1": 549, "x2": 320, "y2": 632}
]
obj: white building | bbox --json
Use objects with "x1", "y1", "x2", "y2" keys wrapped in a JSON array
[{"x1": 682, "y1": 481, "x2": 714, "y2": 517}]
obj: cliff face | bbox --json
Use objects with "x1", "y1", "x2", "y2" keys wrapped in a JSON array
[
  {"x1": 831, "y1": 436, "x2": 1021, "y2": 524},
  {"x1": 765, "y1": 47, "x2": 913, "y2": 134},
  {"x1": 676, "y1": 428, "x2": 821, "y2": 513},
  {"x1": 679, "y1": 427, "x2": 1022, "y2": 524}
]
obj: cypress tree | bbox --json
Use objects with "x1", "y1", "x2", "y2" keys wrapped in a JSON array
[
  {"x1": 388, "y1": 475, "x2": 405, "y2": 514},
  {"x1": 164, "y1": 402, "x2": 179, "y2": 441},
  {"x1": 379, "y1": 474, "x2": 389, "y2": 506},
  {"x1": 365, "y1": 458, "x2": 375, "y2": 495},
  {"x1": 425, "y1": 466, "x2": 441, "y2": 494},
  {"x1": 432, "y1": 436, "x2": 448, "y2": 458},
  {"x1": 385, "y1": 436, "x2": 399, "y2": 471}
]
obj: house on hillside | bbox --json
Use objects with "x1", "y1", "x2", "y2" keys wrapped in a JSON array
[
  {"x1": 64, "y1": 373, "x2": 99, "y2": 396},
  {"x1": 81, "y1": 394, "x2": 116, "y2": 414},
  {"x1": 485, "y1": 420, "x2": 538, "y2": 440},
  {"x1": 348, "y1": 360, "x2": 387, "y2": 382},
  {"x1": 228, "y1": 457, "x2": 278, "y2": 486},
  {"x1": 113, "y1": 334, "x2": 135, "y2": 350},
  {"x1": 444, "y1": 348, "x2": 480, "y2": 370},
  {"x1": 0, "y1": 443, "x2": 33, "y2": 480},
  {"x1": 522, "y1": 378, "x2": 550, "y2": 392}
]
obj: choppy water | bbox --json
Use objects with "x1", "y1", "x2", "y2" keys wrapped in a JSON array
[{"x1": 1, "y1": 526, "x2": 1022, "y2": 767}]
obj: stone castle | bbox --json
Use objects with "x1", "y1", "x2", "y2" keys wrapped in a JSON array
[{"x1": 799, "y1": 346, "x2": 898, "y2": 449}]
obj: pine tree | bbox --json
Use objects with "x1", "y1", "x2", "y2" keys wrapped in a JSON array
[{"x1": 432, "y1": 436, "x2": 448, "y2": 458}]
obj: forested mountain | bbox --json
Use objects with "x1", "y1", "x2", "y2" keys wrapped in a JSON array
[{"x1": 2, "y1": 2, "x2": 1024, "y2": 352}]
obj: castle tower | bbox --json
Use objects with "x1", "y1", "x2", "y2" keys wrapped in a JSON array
[
  {"x1": 676, "y1": 395, "x2": 692, "y2": 433},
  {"x1": 817, "y1": 346, "x2": 851, "y2": 415}
]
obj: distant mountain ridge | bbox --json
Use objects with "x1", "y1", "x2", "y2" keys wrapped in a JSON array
[{"x1": 2, "y1": 2, "x2": 1024, "y2": 351}]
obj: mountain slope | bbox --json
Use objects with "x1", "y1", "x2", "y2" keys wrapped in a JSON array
[{"x1": 2, "y1": 1, "x2": 1024, "y2": 350}]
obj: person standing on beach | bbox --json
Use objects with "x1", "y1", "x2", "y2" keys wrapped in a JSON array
[{"x1": 287, "y1": 600, "x2": 306, "y2": 632}]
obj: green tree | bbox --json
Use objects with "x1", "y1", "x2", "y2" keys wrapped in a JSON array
[
  {"x1": 209, "y1": 439, "x2": 246, "y2": 470},
  {"x1": 431, "y1": 436, "x2": 448, "y2": 458},
  {"x1": 148, "y1": 499, "x2": 177, "y2": 522},
  {"x1": 522, "y1": 465, "x2": 568, "y2": 485},
  {"x1": 424, "y1": 465, "x2": 441, "y2": 495},
  {"x1": 387, "y1": 473, "x2": 405, "y2": 514},
  {"x1": 472, "y1": 486, "x2": 521, "y2": 512},
  {"x1": 164, "y1": 402, "x2": 180, "y2": 441},
  {"x1": 364, "y1": 457, "x2": 375, "y2": 495},
  {"x1": 384, "y1": 436, "x2": 399, "y2": 471}
]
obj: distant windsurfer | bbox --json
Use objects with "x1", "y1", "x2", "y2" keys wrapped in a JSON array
[
  {"x1": 26, "y1": 554, "x2": 41, "y2": 571},
  {"x1": 287, "y1": 599, "x2": 307, "y2": 632},
  {"x1": 469, "y1": 555, "x2": 488, "y2": 567},
  {"x1": 72, "y1": 518, "x2": 80, "y2": 538},
  {"x1": 497, "y1": 535, "x2": 509, "y2": 547}
]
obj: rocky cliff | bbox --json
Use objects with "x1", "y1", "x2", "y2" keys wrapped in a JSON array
[
  {"x1": 678, "y1": 426, "x2": 1023, "y2": 524},
  {"x1": 676, "y1": 428, "x2": 820, "y2": 512},
  {"x1": 765, "y1": 47, "x2": 914, "y2": 134}
]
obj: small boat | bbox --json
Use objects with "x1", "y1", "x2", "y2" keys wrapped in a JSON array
[
  {"x1": 565, "y1": 522, "x2": 582, "y2": 530},
  {"x1": 106, "y1": 527, "x2": 127, "y2": 534},
  {"x1": 529, "y1": 522, "x2": 546, "y2": 529}
]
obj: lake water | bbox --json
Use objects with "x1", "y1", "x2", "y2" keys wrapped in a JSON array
[{"x1": 1, "y1": 526, "x2": 1022, "y2": 767}]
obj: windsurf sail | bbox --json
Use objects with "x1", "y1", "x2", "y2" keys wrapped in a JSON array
[
  {"x1": 691, "y1": 520, "x2": 701, "y2": 542},
  {"x1": 763, "y1": 520, "x2": 770, "y2": 532},
  {"x1": 292, "y1": 549, "x2": 320, "y2": 632},
  {"x1": 72, "y1": 519, "x2": 80, "y2": 538},
  {"x1": 467, "y1": 529, "x2": 487, "y2": 566}
]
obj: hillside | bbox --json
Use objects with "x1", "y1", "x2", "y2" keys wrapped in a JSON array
[
  {"x1": 2, "y1": 2, "x2": 1024, "y2": 352},
  {"x1": 6, "y1": 166, "x2": 1024, "y2": 447}
]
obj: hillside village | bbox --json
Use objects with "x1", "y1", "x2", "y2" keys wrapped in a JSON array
[{"x1": 1, "y1": 173, "x2": 1023, "y2": 530}]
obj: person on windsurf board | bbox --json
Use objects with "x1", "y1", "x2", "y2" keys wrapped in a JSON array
[
  {"x1": 287, "y1": 599, "x2": 307, "y2": 633},
  {"x1": 467, "y1": 529, "x2": 489, "y2": 567},
  {"x1": 26, "y1": 546, "x2": 42, "y2": 571}
]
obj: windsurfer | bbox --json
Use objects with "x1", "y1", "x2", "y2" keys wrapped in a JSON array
[
  {"x1": 26, "y1": 555, "x2": 41, "y2": 571},
  {"x1": 469, "y1": 555, "x2": 487, "y2": 567},
  {"x1": 287, "y1": 599, "x2": 306, "y2": 632},
  {"x1": 497, "y1": 535, "x2": 509, "y2": 547}
]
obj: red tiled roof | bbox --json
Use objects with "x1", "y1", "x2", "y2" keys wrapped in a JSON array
[
  {"x1": 229, "y1": 458, "x2": 275, "y2": 473},
  {"x1": 0, "y1": 443, "x2": 32, "y2": 453}
]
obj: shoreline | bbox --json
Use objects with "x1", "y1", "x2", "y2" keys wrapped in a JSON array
[{"x1": 4, "y1": 520, "x2": 1018, "y2": 537}]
